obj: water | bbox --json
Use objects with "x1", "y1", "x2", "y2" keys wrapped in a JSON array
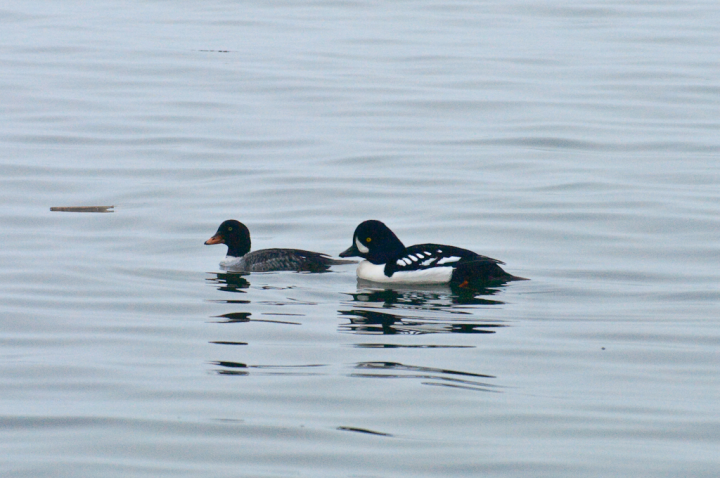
[{"x1": 2, "y1": 1, "x2": 719, "y2": 476}]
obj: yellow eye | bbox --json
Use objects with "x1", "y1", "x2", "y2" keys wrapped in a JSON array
[
  {"x1": 366, "y1": 237, "x2": 371, "y2": 242},
  {"x1": 228, "y1": 227, "x2": 233, "y2": 231}
]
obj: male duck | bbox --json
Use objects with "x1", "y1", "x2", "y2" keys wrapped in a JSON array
[
  {"x1": 339, "y1": 220, "x2": 525, "y2": 285},
  {"x1": 206, "y1": 219, "x2": 355, "y2": 272}
]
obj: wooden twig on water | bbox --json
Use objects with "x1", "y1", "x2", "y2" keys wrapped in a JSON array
[{"x1": 50, "y1": 206, "x2": 115, "y2": 213}]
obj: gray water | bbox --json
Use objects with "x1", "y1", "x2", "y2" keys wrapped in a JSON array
[{"x1": 2, "y1": 1, "x2": 719, "y2": 477}]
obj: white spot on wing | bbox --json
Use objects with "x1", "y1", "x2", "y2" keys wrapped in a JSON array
[
  {"x1": 355, "y1": 237, "x2": 369, "y2": 254},
  {"x1": 402, "y1": 258, "x2": 412, "y2": 266},
  {"x1": 409, "y1": 255, "x2": 418, "y2": 261},
  {"x1": 396, "y1": 259, "x2": 405, "y2": 266},
  {"x1": 437, "y1": 256, "x2": 461, "y2": 265},
  {"x1": 420, "y1": 258, "x2": 436, "y2": 266}
]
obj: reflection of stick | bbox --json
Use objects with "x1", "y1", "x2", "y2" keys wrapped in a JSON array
[{"x1": 50, "y1": 206, "x2": 114, "y2": 213}]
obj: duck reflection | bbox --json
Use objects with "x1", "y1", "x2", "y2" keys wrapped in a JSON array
[
  {"x1": 206, "y1": 272, "x2": 251, "y2": 293},
  {"x1": 340, "y1": 283, "x2": 508, "y2": 335},
  {"x1": 206, "y1": 275, "x2": 307, "y2": 325},
  {"x1": 210, "y1": 312, "x2": 301, "y2": 325},
  {"x1": 339, "y1": 309, "x2": 503, "y2": 335},
  {"x1": 351, "y1": 361, "x2": 499, "y2": 392},
  {"x1": 352, "y1": 281, "x2": 505, "y2": 306},
  {"x1": 210, "y1": 361, "x2": 328, "y2": 376}
]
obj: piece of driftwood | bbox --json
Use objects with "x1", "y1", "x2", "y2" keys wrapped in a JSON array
[{"x1": 50, "y1": 206, "x2": 115, "y2": 213}]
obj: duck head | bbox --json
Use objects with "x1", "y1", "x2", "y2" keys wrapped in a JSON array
[
  {"x1": 205, "y1": 219, "x2": 251, "y2": 257},
  {"x1": 340, "y1": 220, "x2": 405, "y2": 265}
]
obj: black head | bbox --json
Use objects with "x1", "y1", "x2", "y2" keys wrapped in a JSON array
[
  {"x1": 339, "y1": 220, "x2": 405, "y2": 265},
  {"x1": 204, "y1": 219, "x2": 251, "y2": 257}
]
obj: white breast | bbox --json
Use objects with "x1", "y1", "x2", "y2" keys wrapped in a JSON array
[
  {"x1": 356, "y1": 260, "x2": 453, "y2": 284},
  {"x1": 220, "y1": 256, "x2": 246, "y2": 270}
]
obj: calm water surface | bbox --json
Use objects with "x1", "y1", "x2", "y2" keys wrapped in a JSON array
[{"x1": 1, "y1": 1, "x2": 719, "y2": 477}]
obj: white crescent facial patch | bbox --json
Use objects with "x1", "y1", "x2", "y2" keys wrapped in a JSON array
[{"x1": 355, "y1": 236, "x2": 369, "y2": 254}]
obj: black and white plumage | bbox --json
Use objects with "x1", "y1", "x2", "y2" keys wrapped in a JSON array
[
  {"x1": 205, "y1": 220, "x2": 355, "y2": 272},
  {"x1": 339, "y1": 220, "x2": 525, "y2": 285}
]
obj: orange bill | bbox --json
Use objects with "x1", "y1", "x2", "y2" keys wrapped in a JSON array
[{"x1": 204, "y1": 235, "x2": 224, "y2": 245}]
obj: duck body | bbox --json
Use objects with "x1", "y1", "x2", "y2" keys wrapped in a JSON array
[
  {"x1": 206, "y1": 220, "x2": 355, "y2": 273},
  {"x1": 340, "y1": 220, "x2": 525, "y2": 285},
  {"x1": 218, "y1": 248, "x2": 352, "y2": 272}
]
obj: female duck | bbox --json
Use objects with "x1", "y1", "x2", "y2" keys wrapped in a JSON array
[
  {"x1": 206, "y1": 220, "x2": 354, "y2": 272},
  {"x1": 340, "y1": 220, "x2": 525, "y2": 285}
]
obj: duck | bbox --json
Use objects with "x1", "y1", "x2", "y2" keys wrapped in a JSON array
[
  {"x1": 205, "y1": 219, "x2": 355, "y2": 272},
  {"x1": 339, "y1": 220, "x2": 525, "y2": 286}
]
